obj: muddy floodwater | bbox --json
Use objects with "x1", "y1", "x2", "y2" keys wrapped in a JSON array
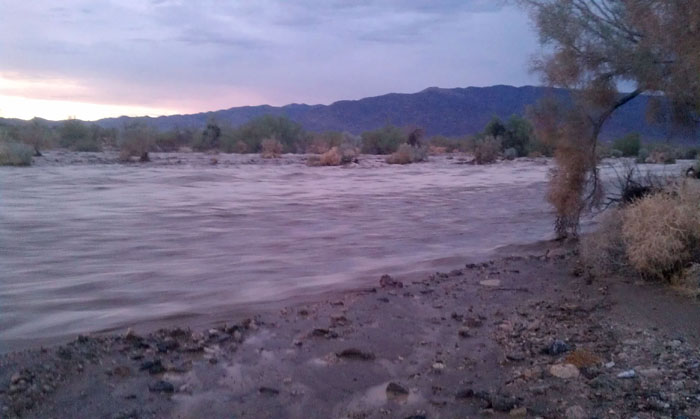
[{"x1": 0, "y1": 152, "x2": 688, "y2": 352}]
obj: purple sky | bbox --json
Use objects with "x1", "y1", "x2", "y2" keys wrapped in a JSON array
[{"x1": 0, "y1": 0, "x2": 540, "y2": 120}]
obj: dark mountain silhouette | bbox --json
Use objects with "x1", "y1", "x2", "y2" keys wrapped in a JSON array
[{"x1": 3, "y1": 85, "x2": 694, "y2": 141}]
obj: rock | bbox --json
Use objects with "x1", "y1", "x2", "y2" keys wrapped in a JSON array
[
  {"x1": 479, "y1": 279, "x2": 501, "y2": 287},
  {"x1": 379, "y1": 274, "x2": 403, "y2": 288},
  {"x1": 386, "y1": 382, "x2": 409, "y2": 399},
  {"x1": 509, "y1": 407, "x2": 527, "y2": 417},
  {"x1": 506, "y1": 352, "x2": 526, "y2": 362},
  {"x1": 330, "y1": 315, "x2": 349, "y2": 327},
  {"x1": 148, "y1": 380, "x2": 174, "y2": 393},
  {"x1": 10, "y1": 373, "x2": 21, "y2": 384},
  {"x1": 458, "y1": 328, "x2": 472, "y2": 338},
  {"x1": 565, "y1": 405, "x2": 586, "y2": 419},
  {"x1": 450, "y1": 269, "x2": 463, "y2": 276},
  {"x1": 259, "y1": 387, "x2": 280, "y2": 395},
  {"x1": 156, "y1": 337, "x2": 178, "y2": 353},
  {"x1": 543, "y1": 340, "x2": 570, "y2": 356},
  {"x1": 432, "y1": 361, "x2": 446, "y2": 372},
  {"x1": 490, "y1": 393, "x2": 518, "y2": 412},
  {"x1": 546, "y1": 248, "x2": 568, "y2": 259},
  {"x1": 604, "y1": 361, "x2": 616, "y2": 369},
  {"x1": 311, "y1": 328, "x2": 338, "y2": 338},
  {"x1": 549, "y1": 364, "x2": 580, "y2": 379},
  {"x1": 139, "y1": 359, "x2": 165, "y2": 375},
  {"x1": 617, "y1": 369, "x2": 636, "y2": 379},
  {"x1": 336, "y1": 348, "x2": 375, "y2": 361},
  {"x1": 455, "y1": 388, "x2": 475, "y2": 399}
]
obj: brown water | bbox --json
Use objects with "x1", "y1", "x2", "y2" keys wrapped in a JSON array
[{"x1": 0, "y1": 152, "x2": 687, "y2": 352}]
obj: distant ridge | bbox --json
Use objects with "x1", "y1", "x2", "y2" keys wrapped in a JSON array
[{"x1": 2, "y1": 85, "x2": 692, "y2": 141}]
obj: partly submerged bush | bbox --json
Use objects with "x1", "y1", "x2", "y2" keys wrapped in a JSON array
[
  {"x1": 261, "y1": 138, "x2": 283, "y2": 158},
  {"x1": 59, "y1": 119, "x2": 102, "y2": 152},
  {"x1": 119, "y1": 123, "x2": 156, "y2": 162},
  {"x1": 621, "y1": 182, "x2": 700, "y2": 280},
  {"x1": 309, "y1": 144, "x2": 359, "y2": 166},
  {"x1": 581, "y1": 180, "x2": 700, "y2": 291},
  {"x1": 473, "y1": 136, "x2": 501, "y2": 164},
  {"x1": 503, "y1": 147, "x2": 518, "y2": 160},
  {"x1": 0, "y1": 142, "x2": 33, "y2": 166},
  {"x1": 386, "y1": 144, "x2": 428, "y2": 165}
]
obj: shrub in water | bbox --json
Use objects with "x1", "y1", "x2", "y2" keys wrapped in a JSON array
[
  {"x1": 473, "y1": 136, "x2": 501, "y2": 164},
  {"x1": 0, "y1": 142, "x2": 33, "y2": 166},
  {"x1": 612, "y1": 133, "x2": 641, "y2": 157},
  {"x1": 503, "y1": 147, "x2": 518, "y2": 160},
  {"x1": 621, "y1": 182, "x2": 700, "y2": 280},
  {"x1": 261, "y1": 138, "x2": 283, "y2": 158},
  {"x1": 386, "y1": 144, "x2": 428, "y2": 165}
]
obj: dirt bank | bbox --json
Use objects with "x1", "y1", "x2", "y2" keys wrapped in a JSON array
[{"x1": 1, "y1": 243, "x2": 699, "y2": 418}]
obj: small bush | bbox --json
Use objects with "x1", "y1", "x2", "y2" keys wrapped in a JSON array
[
  {"x1": 0, "y1": 142, "x2": 33, "y2": 166},
  {"x1": 119, "y1": 123, "x2": 156, "y2": 162},
  {"x1": 621, "y1": 182, "x2": 700, "y2": 280},
  {"x1": 646, "y1": 150, "x2": 676, "y2": 164},
  {"x1": 610, "y1": 149, "x2": 624, "y2": 158},
  {"x1": 386, "y1": 144, "x2": 428, "y2": 165},
  {"x1": 319, "y1": 147, "x2": 342, "y2": 165},
  {"x1": 636, "y1": 148, "x2": 650, "y2": 163},
  {"x1": 503, "y1": 147, "x2": 518, "y2": 160},
  {"x1": 360, "y1": 125, "x2": 405, "y2": 154},
  {"x1": 261, "y1": 138, "x2": 283, "y2": 158},
  {"x1": 473, "y1": 136, "x2": 501, "y2": 164},
  {"x1": 59, "y1": 119, "x2": 102, "y2": 151},
  {"x1": 612, "y1": 133, "x2": 641, "y2": 157}
]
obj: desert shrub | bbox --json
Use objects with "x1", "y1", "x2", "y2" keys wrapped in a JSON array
[
  {"x1": 646, "y1": 150, "x2": 676, "y2": 164},
  {"x1": 59, "y1": 119, "x2": 101, "y2": 151},
  {"x1": 319, "y1": 147, "x2": 342, "y2": 165},
  {"x1": 679, "y1": 147, "x2": 699, "y2": 160},
  {"x1": 119, "y1": 123, "x2": 156, "y2": 162},
  {"x1": 503, "y1": 147, "x2": 518, "y2": 160},
  {"x1": 612, "y1": 133, "x2": 641, "y2": 157},
  {"x1": 261, "y1": 138, "x2": 283, "y2": 158},
  {"x1": 526, "y1": 137, "x2": 554, "y2": 157},
  {"x1": 386, "y1": 144, "x2": 428, "y2": 165},
  {"x1": 0, "y1": 142, "x2": 33, "y2": 166},
  {"x1": 621, "y1": 182, "x2": 700, "y2": 280},
  {"x1": 16, "y1": 119, "x2": 55, "y2": 156},
  {"x1": 610, "y1": 149, "x2": 623, "y2": 158},
  {"x1": 155, "y1": 128, "x2": 195, "y2": 152},
  {"x1": 360, "y1": 125, "x2": 405, "y2": 154},
  {"x1": 236, "y1": 115, "x2": 308, "y2": 153},
  {"x1": 580, "y1": 209, "x2": 627, "y2": 277},
  {"x1": 636, "y1": 148, "x2": 650, "y2": 163},
  {"x1": 308, "y1": 131, "x2": 345, "y2": 154},
  {"x1": 473, "y1": 136, "x2": 501, "y2": 164}
]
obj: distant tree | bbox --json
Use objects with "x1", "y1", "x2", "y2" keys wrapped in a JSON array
[
  {"x1": 482, "y1": 117, "x2": 507, "y2": 139},
  {"x1": 119, "y1": 122, "x2": 156, "y2": 162},
  {"x1": 360, "y1": 125, "x2": 405, "y2": 154},
  {"x1": 59, "y1": 118, "x2": 101, "y2": 151},
  {"x1": 18, "y1": 119, "x2": 54, "y2": 156},
  {"x1": 521, "y1": 0, "x2": 700, "y2": 238}
]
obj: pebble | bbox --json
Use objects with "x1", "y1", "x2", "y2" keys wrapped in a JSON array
[
  {"x1": 617, "y1": 369, "x2": 636, "y2": 379},
  {"x1": 549, "y1": 364, "x2": 580, "y2": 379},
  {"x1": 386, "y1": 382, "x2": 409, "y2": 398},
  {"x1": 604, "y1": 361, "x2": 616, "y2": 369},
  {"x1": 543, "y1": 339, "x2": 570, "y2": 356},
  {"x1": 432, "y1": 361, "x2": 446, "y2": 372}
]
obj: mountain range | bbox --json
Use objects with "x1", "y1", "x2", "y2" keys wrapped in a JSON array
[{"x1": 4, "y1": 85, "x2": 695, "y2": 141}]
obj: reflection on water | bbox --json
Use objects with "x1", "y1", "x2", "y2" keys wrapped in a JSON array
[{"x1": 1, "y1": 152, "x2": 684, "y2": 351}]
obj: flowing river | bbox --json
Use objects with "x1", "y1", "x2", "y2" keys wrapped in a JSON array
[{"x1": 0, "y1": 151, "x2": 688, "y2": 352}]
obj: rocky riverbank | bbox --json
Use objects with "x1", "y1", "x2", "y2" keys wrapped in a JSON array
[{"x1": 1, "y1": 244, "x2": 699, "y2": 418}]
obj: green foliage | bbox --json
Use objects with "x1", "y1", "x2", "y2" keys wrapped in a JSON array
[
  {"x1": 155, "y1": 127, "x2": 196, "y2": 152},
  {"x1": 360, "y1": 125, "x2": 405, "y2": 154},
  {"x1": 478, "y1": 115, "x2": 536, "y2": 157},
  {"x1": 612, "y1": 133, "x2": 641, "y2": 157},
  {"x1": 58, "y1": 119, "x2": 102, "y2": 151},
  {"x1": 193, "y1": 118, "x2": 222, "y2": 151},
  {"x1": 235, "y1": 115, "x2": 308, "y2": 153},
  {"x1": 0, "y1": 142, "x2": 33, "y2": 166}
]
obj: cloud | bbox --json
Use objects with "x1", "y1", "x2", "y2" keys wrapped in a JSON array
[{"x1": 0, "y1": 0, "x2": 538, "y2": 119}]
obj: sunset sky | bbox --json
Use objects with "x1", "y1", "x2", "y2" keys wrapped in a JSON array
[{"x1": 0, "y1": 0, "x2": 539, "y2": 121}]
